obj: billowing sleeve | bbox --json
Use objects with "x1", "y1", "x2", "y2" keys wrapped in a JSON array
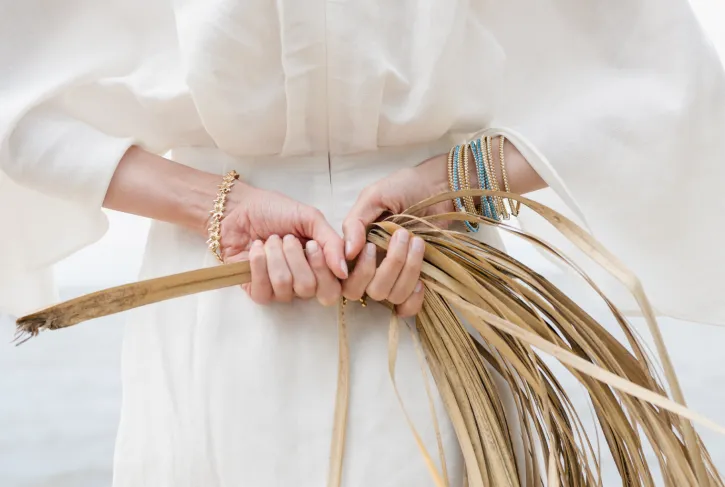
[
  {"x1": 0, "y1": 1, "x2": 203, "y2": 316},
  {"x1": 488, "y1": 0, "x2": 725, "y2": 324}
]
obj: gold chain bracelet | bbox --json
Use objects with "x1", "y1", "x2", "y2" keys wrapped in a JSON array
[{"x1": 207, "y1": 170, "x2": 240, "y2": 263}]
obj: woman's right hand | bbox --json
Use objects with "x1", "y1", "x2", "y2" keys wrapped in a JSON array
[
  {"x1": 219, "y1": 183, "x2": 347, "y2": 306},
  {"x1": 103, "y1": 147, "x2": 346, "y2": 306}
]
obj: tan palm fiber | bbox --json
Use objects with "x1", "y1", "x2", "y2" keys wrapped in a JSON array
[{"x1": 15, "y1": 190, "x2": 725, "y2": 486}]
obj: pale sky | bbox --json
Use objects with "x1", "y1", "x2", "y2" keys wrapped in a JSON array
[{"x1": 54, "y1": 0, "x2": 725, "y2": 288}]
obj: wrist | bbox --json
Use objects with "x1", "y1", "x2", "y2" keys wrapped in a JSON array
[
  {"x1": 414, "y1": 153, "x2": 455, "y2": 213},
  {"x1": 194, "y1": 177, "x2": 251, "y2": 239}
]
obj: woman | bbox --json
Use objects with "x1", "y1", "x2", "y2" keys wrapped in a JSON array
[{"x1": 2, "y1": 0, "x2": 724, "y2": 485}]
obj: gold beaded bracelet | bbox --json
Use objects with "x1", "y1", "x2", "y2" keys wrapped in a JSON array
[
  {"x1": 207, "y1": 170, "x2": 240, "y2": 263},
  {"x1": 484, "y1": 136, "x2": 509, "y2": 219},
  {"x1": 458, "y1": 144, "x2": 480, "y2": 218},
  {"x1": 498, "y1": 135, "x2": 520, "y2": 217}
]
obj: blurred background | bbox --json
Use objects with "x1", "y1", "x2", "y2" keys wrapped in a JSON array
[{"x1": 2, "y1": 1, "x2": 725, "y2": 486}]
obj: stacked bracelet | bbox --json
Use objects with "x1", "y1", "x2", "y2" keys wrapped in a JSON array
[
  {"x1": 447, "y1": 135, "x2": 519, "y2": 231},
  {"x1": 447, "y1": 145, "x2": 478, "y2": 232}
]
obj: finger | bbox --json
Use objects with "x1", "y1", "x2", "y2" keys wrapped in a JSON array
[
  {"x1": 283, "y1": 234, "x2": 316, "y2": 299},
  {"x1": 306, "y1": 240, "x2": 341, "y2": 306},
  {"x1": 248, "y1": 240, "x2": 273, "y2": 304},
  {"x1": 298, "y1": 206, "x2": 348, "y2": 280},
  {"x1": 265, "y1": 235, "x2": 294, "y2": 302},
  {"x1": 342, "y1": 242, "x2": 377, "y2": 301},
  {"x1": 396, "y1": 281, "x2": 425, "y2": 318},
  {"x1": 366, "y1": 229, "x2": 410, "y2": 302},
  {"x1": 342, "y1": 187, "x2": 386, "y2": 260},
  {"x1": 387, "y1": 236, "x2": 425, "y2": 304}
]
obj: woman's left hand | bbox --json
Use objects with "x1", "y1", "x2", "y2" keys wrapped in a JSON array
[{"x1": 341, "y1": 154, "x2": 453, "y2": 317}]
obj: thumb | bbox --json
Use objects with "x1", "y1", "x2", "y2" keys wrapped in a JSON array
[
  {"x1": 342, "y1": 188, "x2": 386, "y2": 260},
  {"x1": 221, "y1": 249, "x2": 249, "y2": 265},
  {"x1": 299, "y1": 206, "x2": 348, "y2": 280}
]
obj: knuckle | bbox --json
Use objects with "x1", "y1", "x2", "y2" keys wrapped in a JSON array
[
  {"x1": 275, "y1": 294, "x2": 293, "y2": 303},
  {"x1": 294, "y1": 278, "x2": 316, "y2": 298},
  {"x1": 396, "y1": 305, "x2": 415, "y2": 318},
  {"x1": 319, "y1": 284, "x2": 342, "y2": 307},
  {"x1": 387, "y1": 252, "x2": 406, "y2": 266},
  {"x1": 342, "y1": 285, "x2": 363, "y2": 301},
  {"x1": 271, "y1": 271, "x2": 292, "y2": 287},
  {"x1": 252, "y1": 292, "x2": 272, "y2": 305},
  {"x1": 360, "y1": 185, "x2": 379, "y2": 201},
  {"x1": 358, "y1": 257, "x2": 377, "y2": 276},
  {"x1": 318, "y1": 294, "x2": 338, "y2": 307},
  {"x1": 307, "y1": 251, "x2": 325, "y2": 267},
  {"x1": 306, "y1": 207, "x2": 324, "y2": 222},
  {"x1": 250, "y1": 250, "x2": 266, "y2": 264},
  {"x1": 365, "y1": 287, "x2": 386, "y2": 302}
]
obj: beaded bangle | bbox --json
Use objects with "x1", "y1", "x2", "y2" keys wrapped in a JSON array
[
  {"x1": 454, "y1": 145, "x2": 479, "y2": 232},
  {"x1": 484, "y1": 136, "x2": 508, "y2": 219},
  {"x1": 470, "y1": 138, "x2": 497, "y2": 220},
  {"x1": 498, "y1": 135, "x2": 520, "y2": 217},
  {"x1": 447, "y1": 146, "x2": 465, "y2": 214},
  {"x1": 207, "y1": 170, "x2": 240, "y2": 263},
  {"x1": 458, "y1": 144, "x2": 480, "y2": 231}
]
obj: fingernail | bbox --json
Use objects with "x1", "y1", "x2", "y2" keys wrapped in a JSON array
[
  {"x1": 306, "y1": 240, "x2": 319, "y2": 254},
  {"x1": 412, "y1": 237, "x2": 425, "y2": 254},
  {"x1": 415, "y1": 281, "x2": 424, "y2": 293},
  {"x1": 345, "y1": 239, "x2": 353, "y2": 258},
  {"x1": 365, "y1": 243, "x2": 376, "y2": 258},
  {"x1": 340, "y1": 259, "x2": 349, "y2": 278},
  {"x1": 283, "y1": 234, "x2": 295, "y2": 243},
  {"x1": 253, "y1": 239, "x2": 263, "y2": 249},
  {"x1": 396, "y1": 229, "x2": 410, "y2": 244}
]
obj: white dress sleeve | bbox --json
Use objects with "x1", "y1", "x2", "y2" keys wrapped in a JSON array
[
  {"x1": 488, "y1": 0, "x2": 725, "y2": 325},
  {"x1": 0, "y1": 1, "x2": 196, "y2": 316}
]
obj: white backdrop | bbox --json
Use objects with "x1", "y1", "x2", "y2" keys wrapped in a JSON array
[{"x1": 1, "y1": 2, "x2": 725, "y2": 486}]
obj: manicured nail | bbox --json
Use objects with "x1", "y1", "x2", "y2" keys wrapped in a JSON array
[
  {"x1": 340, "y1": 259, "x2": 349, "y2": 278},
  {"x1": 345, "y1": 239, "x2": 353, "y2": 258},
  {"x1": 365, "y1": 243, "x2": 376, "y2": 258},
  {"x1": 396, "y1": 229, "x2": 409, "y2": 244},
  {"x1": 306, "y1": 240, "x2": 319, "y2": 254},
  {"x1": 415, "y1": 281, "x2": 424, "y2": 293},
  {"x1": 412, "y1": 237, "x2": 425, "y2": 254}
]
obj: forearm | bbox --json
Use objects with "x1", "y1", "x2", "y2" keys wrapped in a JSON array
[{"x1": 103, "y1": 146, "x2": 237, "y2": 237}]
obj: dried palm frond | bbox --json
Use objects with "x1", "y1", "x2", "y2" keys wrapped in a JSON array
[{"x1": 14, "y1": 190, "x2": 725, "y2": 486}]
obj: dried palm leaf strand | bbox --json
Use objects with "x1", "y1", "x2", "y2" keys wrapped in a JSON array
[
  {"x1": 404, "y1": 190, "x2": 715, "y2": 483},
  {"x1": 14, "y1": 190, "x2": 725, "y2": 487}
]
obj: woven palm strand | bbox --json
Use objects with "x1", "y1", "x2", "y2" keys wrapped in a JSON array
[{"x1": 14, "y1": 190, "x2": 725, "y2": 486}]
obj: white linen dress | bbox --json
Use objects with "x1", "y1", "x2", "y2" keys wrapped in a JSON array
[{"x1": 2, "y1": 1, "x2": 725, "y2": 486}]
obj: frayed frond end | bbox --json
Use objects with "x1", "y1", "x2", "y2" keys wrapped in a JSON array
[{"x1": 13, "y1": 315, "x2": 56, "y2": 346}]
